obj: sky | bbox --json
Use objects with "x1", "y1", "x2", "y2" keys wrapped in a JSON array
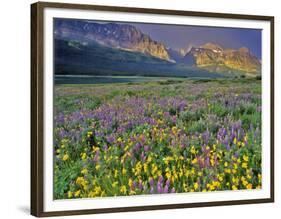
[{"x1": 114, "y1": 21, "x2": 262, "y2": 59}]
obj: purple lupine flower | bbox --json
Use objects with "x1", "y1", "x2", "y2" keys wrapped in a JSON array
[
  {"x1": 198, "y1": 157, "x2": 204, "y2": 169},
  {"x1": 202, "y1": 130, "x2": 209, "y2": 145},
  {"x1": 225, "y1": 144, "x2": 231, "y2": 151},
  {"x1": 144, "y1": 145, "x2": 150, "y2": 152},
  {"x1": 106, "y1": 135, "x2": 115, "y2": 144},
  {"x1": 102, "y1": 144, "x2": 108, "y2": 151},
  {"x1": 213, "y1": 154, "x2": 218, "y2": 166},
  {"x1": 171, "y1": 139, "x2": 176, "y2": 147},
  {"x1": 158, "y1": 175, "x2": 164, "y2": 184},
  {"x1": 149, "y1": 178, "x2": 154, "y2": 187},
  {"x1": 171, "y1": 116, "x2": 177, "y2": 124},
  {"x1": 157, "y1": 185, "x2": 163, "y2": 193},
  {"x1": 138, "y1": 181, "x2": 143, "y2": 191},
  {"x1": 132, "y1": 181, "x2": 137, "y2": 190},
  {"x1": 141, "y1": 152, "x2": 146, "y2": 162},
  {"x1": 163, "y1": 111, "x2": 170, "y2": 118},
  {"x1": 140, "y1": 135, "x2": 146, "y2": 144},
  {"x1": 93, "y1": 153, "x2": 99, "y2": 162},
  {"x1": 205, "y1": 156, "x2": 210, "y2": 167},
  {"x1": 163, "y1": 185, "x2": 169, "y2": 193},
  {"x1": 165, "y1": 179, "x2": 170, "y2": 187}
]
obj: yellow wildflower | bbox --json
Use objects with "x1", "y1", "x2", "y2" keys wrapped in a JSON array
[
  {"x1": 172, "y1": 126, "x2": 178, "y2": 135},
  {"x1": 122, "y1": 168, "x2": 127, "y2": 175},
  {"x1": 74, "y1": 190, "x2": 81, "y2": 197},
  {"x1": 135, "y1": 161, "x2": 143, "y2": 176},
  {"x1": 246, "y1": 183, "x2": 252, "y2": 190},
  {"x1": 157, "y1": 170, "x2": 162, "y2": 177},
  {"x1": 76, "y1": 177, "x2": 84, "y2": 186},
  {"x1": 242, "y1": 180, "x2": 248, "y2": 187},
  {"x1": 94, "y1": 186, "x2": 102, "y2": 195},
  {"x1": 128, "y1": 179, "x2": 133, "y2": 187},
  {"x1": 209, "y1": 184, "x2": 215, "y2": 191},
  {"x1": 112, "y1": 181, "x2": 118, "y2": 188},
  {"x1": 166, "y1": 171, "x2": 171, "y2": 179},
  {"x1": 210, "y1": 158, "x2": 215, "y2": 166},
  {"x1": 225, "y1": 168, "x2": 231, "y2": 174},
  {"x1": 92, "y1": 146, "x2": 100, "y2": 152},
  {"x1": 191, "y1": 146, "x2": 196, "y2": 154},
  {"x1": 81, "y1": 168, "x2": 88, "y2": 175},
  {"x1": 95, "y1": 164, "x2": 100, "y2": 171},
  {"x1": 81, "y1": 152, "x2": 87, "y2": 160},
  {"x1": 213, "y1": 144, "x2": 217, "y2": 151},
  {"x1": 147, "y1": 155, "x2": 152, "y2": 163},
  {"x1": 62, "y1": 154, "x2": 69, "y2": 161},
  {"x1": 242, "y1": 162, "x2": 248, "y2": 169},
  {"x1": 258, "y1": 174, "x2": 262, "y2": 182},
  {"x1": 192, "y1": 157, "x2": 198, "y2": 164},
  {"x1": 114, "y1": 169, "x2": 118, "y2": 178},
  {"x1": 232, "y1": 177, "x2": 239, "y2": 185},
  {"x1": 129, "y1": 190, "x2": 136, "y2": 195},
  {"x1": 143, "y1": 163, "x2": 148, "y2": 173},
  {"x1": 243, "y1": 155, "x2": 249, "y2": 162},
  {"x1": 120, "y1": 185, "x2": 127, "y2": 194},
  {"x1": 194, "y1": 182, "x2": 199, "y2": 190}
]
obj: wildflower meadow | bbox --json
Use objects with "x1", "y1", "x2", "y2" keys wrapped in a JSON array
[{"x1": 54, "y1": 79, "x2": 262, "y2": 199}]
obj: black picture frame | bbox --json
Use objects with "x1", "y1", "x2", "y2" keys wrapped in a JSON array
[{"x1": 31, "y1": 1, "x2": 274, "y2": 217}]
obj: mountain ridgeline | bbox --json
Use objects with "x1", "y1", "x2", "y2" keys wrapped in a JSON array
[
  {"x1": 54, "y1": 20, "x2": 261, "y2": 78},
  {"x1": 179, "y1": 43, "x2": 261, "y2": 74}
]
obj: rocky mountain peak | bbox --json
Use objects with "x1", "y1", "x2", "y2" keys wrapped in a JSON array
[
  {"x1": 238, "y1": 47, "x2": 250, "y2": 54},
  {"x1": 55, "y1": 20, "x2": 171, "y2": 62},
  {"x1": 182, "y1": 43, "x2": 260, "y2": 74},
  {"x1": 200, "y1": 42, "x2": 223, "y2": 51}
]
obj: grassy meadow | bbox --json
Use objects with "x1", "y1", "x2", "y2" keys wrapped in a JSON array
[{"x1": 54, "y1": 78, "x2": 262, "y2": 199}]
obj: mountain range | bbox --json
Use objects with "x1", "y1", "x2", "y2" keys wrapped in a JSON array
[{"x1": 54, "y1": 20, "x2": 261, "y2": 77}]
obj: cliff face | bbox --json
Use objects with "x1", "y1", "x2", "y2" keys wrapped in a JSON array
[
  {"x1": 184, "y1": 43, "x2": 261, "y2": 74},
  {"x1": 223, "y1": 47, "x2": 261, "y2": 74},
  {"x1": 55, "y1": 20, "x2": 171, "y2": 62}
]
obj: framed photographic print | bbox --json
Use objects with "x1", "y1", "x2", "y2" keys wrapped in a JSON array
[{"x1": 31, "y1": 1, "x2": 274, "y2": 217}]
